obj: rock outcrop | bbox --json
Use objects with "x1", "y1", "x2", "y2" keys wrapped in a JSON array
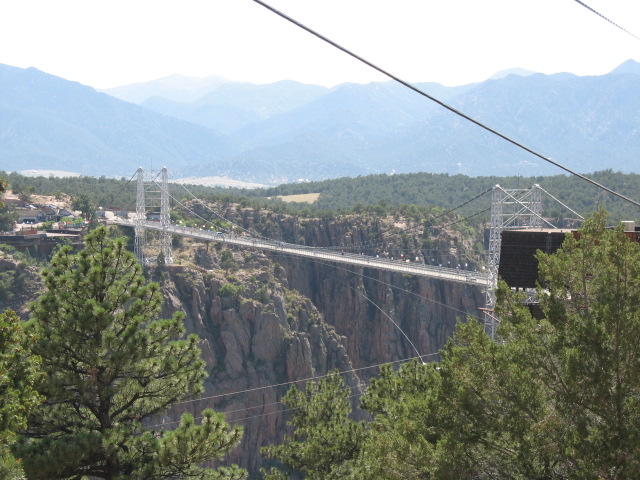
[
  {"x1": 155, "y1": 204, "x2": 486, "y2": 473},
  {"x1": 0, "y1": 250, "x2": 43, "y2": 317},
  {"x1": 155, "y1": 245, "x2": 364, "y2": 473},
  {"x1": 0, "y1": 205, "x2": 486, "y2": 475},
  {"x1": 185, "y1": 202, "x2": 486, "y2": 365}
]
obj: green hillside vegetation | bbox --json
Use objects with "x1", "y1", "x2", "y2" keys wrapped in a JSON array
[
  {"x1": 243, "y1": 169, "x2": 640, "y2": 225},
  {"x1": 5, "y1": 170, "x2": 639, "y2": 229}
]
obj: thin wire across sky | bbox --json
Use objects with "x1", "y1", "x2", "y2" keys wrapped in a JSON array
[{"x1": 251, "y1": 0, "x2": 640, "y2": 210}]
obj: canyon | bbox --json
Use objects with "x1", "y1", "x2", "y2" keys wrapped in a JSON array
[{"x1": 0, "y1": 204, "x2": 486, "y2": 474}]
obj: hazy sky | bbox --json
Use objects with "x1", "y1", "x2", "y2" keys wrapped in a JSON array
[{"x1": 1, "y1": 0, "x2": 638, "y2": 89}]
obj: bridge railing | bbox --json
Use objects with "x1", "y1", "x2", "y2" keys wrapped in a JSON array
[{"x1": 110, "y1": 218, "x2": 492, "y2": 287}]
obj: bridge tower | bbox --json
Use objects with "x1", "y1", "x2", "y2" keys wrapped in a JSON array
[
  {"x1": 485, "y1": 184, "x2": 543, "y2": 337},
  {"x1": 134, "y1": 167, "x2": 173, "y2": 266}
]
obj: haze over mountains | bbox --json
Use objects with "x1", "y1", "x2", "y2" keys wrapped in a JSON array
[{"x1": 1, "y1": 59, "x2": 639, "y2": 184}]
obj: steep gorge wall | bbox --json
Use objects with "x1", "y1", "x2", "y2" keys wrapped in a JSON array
[
  {"x1": 193, "y1": 203, "x2": 486, "y2": 369},
  {"x1": 281, "y1": 259, "x2": 483, "y2": 370},
  {"x1": 161, "y1": 205, "x2": 486, "y2": 473},
  {"x1": 0, "y1": 206, "x2": 486, "y2": 475},
  {"x1": 155, "y1": 247, "x2": 364, "y2": 473},
  {"x1": 0, "y1": 251, "x2": 43, "y2": 317}
]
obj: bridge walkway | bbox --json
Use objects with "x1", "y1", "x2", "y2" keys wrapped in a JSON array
[{"x1": 111, "y1": 219, "x2": 492, "y2": 287}]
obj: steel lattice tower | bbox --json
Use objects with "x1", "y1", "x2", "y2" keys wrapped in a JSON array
[
  {"x1": 485, "y1": 184, "x2": 546, "y2": 337},
  {"x1": 134, "y1": 167, "x2": 173, "y2": 265}
]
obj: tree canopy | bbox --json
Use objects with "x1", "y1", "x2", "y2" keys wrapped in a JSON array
[
  {"x1": 4, "y1": 169, "x2": 640, "y2": 226},
  {"x1": 17, "y1": 226, "x2": 245, "y2": 479},
  {"x1": 0, "y1": 177, "x2": 17, "y2": 232},
  {"x1": 261, "y1": 373, "x2": 365, "y2": 480},
  {"x1": 0, "y1": 310, "x2": 42, "y2": 479}
]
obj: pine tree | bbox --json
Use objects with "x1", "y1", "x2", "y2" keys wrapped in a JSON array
[
  {"x1": 528, "y1": 210, "x2": 640, "y2": 478},
  {"x1": 17, "y1": 226, "x2": 245, "y2": 479},
  {"x1": 358, "y1": 210, "x2": 640, "y2": 479},
  {"x1": 261, "y1": 373, "x2": 365, "y2": 479},
  {"x1": 70, "y1": 193, "x2": 94, "y2": 221},
  {"x1": 0, "y1": 177, "x2": 18, "y2": 232}
]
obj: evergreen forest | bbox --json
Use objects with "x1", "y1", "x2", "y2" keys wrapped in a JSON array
[{"x1": 4, "y1": 169, "x2": 640, "y2": 226}]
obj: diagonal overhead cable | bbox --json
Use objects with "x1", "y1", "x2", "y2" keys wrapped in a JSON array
[
  {"x1": 424, "y1": 187, "x2": 493, "y2": 226},
  {"x1": 573, "y1": 0, "x2": 640, "y2": 41},
  {"x1": 251, "y1": 0, "x2": 640, "y2": 209}
]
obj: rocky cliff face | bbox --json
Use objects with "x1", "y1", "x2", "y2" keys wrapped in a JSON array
[
  {"x1": 0, "y1": 250, "x2": 43, "y2": 318},
  {"x1": 156, "y1": 204, "x2": 486, "y2": 473},
  {"x1": 0, "y1": 205, "x2": 486, "y2": 475},
  {"x1": 188, "y1": 202, "x2": 486, "y2": 364},
  {"x1": 154, "y1": 245, "x2": 364, "y2": 473}
]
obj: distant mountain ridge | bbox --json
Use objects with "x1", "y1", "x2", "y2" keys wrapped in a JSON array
[
  {"x1": 102, "y1": 74, "x2": 230, "y2": 103},
  {"x1": 0, "y1": 65, "x2": 240, "y2": 176},
  {"x1": 140, "y1": 80, "x2": 329, "y2": 135},
  {"x1": 609, "y1": 59, "x2": 640, "y2": 76},
  {"x1": 489, "y1": 68, "x2": 538, "y2": 80},
  {"x1": 1, "y1": 60, "x2": 639, "y2": 183}
]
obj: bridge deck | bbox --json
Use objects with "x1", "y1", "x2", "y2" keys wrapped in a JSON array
[{"x1": 111, "y1": 219, "x2": 492, "y2": 287}]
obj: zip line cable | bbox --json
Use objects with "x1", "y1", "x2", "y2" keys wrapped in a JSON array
[
  {"x1": 538, "y1": 185, "x2": 585, "y2": 220},
  {"x1": 320, "y1": 187, "x2": 492, "y2": 252},
  {"x1": 250, "y1": 0, "x2": 640, "y2": 209},
  {"x1": 348, "y1": 284, "x2": 426, "y2": 364},
  {"x1": 138, "y1": 241, "x2": 455, "y2": 422},
  {"x1": 167, "y1": 172, "x2": 266, "y2": 239},
  {"x1": 424, "y1": 187, "x2": 493, "y2": 226},
  {"x1": 114, "y1": 181, "x2": 484, "y2": 423},
  {"x1": 439, "y1": 207, "x2": 492, "y2": 228},
  {"x1": 163, "y1": 382, "x2": 367, "y2": 429},
  {"x1": 170, "y1": 354, "x2": 426, "y2": 408},
  {"x1": 102, "y1": 171, "x2": 138, "y2": 211},
  {"x1": 319, "y1": 182, "x2": 578, "y2": 253},
  {"x1": 227, "y1": 388, "x2": 366, "y2": 424},
  {"x1": 155, "y1": 382, "x2": 369, "y2": 430},
  {"x1": 573, "y1": 0, "x2": 640, "y2": 41},
  {"x1": 150, "y1": 354, "x2": 434, "y2": 429},
  {"x1": 144, "y1": 174, "x2": 257, "y2": 239}
]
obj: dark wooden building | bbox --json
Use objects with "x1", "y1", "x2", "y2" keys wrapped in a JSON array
[
  {"x1": 498, "y1": 224, "x2": 640, "y2": 319},
  {"x1": 498, "y1": 229, "x2": 570, "y2": 289},
  {"x1": 498, "y1": 224, "x2": 640, "y2": 289}
]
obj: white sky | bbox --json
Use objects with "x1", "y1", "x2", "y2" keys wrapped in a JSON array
[{"x1": 0, "y1": 0, "x2": 638, "y2": 89}]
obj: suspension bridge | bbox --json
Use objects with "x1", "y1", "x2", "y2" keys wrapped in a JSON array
[
  {"x1": 111, "y1": 215, "x2": 494, "y2": 287},
  {"x1": 106, "y1": 167, "x2": 583, "y2": 308}
]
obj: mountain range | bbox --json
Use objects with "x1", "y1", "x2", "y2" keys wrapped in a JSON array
[{"x1": 1, "y1": 59, "x2": 640, "y2": 184}]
